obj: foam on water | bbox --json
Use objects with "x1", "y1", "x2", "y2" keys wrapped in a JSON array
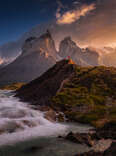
[{"x1": 0, "y1": 90, "x2": 68, "y2": 146}]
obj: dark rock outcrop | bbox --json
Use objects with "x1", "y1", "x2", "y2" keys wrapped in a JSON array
[
  {"x1": 76, "y1": 151, "x2": 103, "y2": 156},
  {"x1": 76, "y1": 142, "x2": 116, "y2": 156},
  {"x1": 104, "y1": 142, "x2": 116, "y2": 156},
  {"x1": 65, "y1": 132, "x2": 95, "y2": 147},
  {"x1": 16, "y1": 59, "x2": 76, "y2": 107},
  {"x1": 95, "y1": 122, "x2": 116, "y2": 139}
]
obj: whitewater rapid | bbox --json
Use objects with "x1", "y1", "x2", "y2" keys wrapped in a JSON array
[{"x1": 0, "y1": 90, "x2": 68, "y2": 146}]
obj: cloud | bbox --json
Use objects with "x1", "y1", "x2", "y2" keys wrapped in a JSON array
[
  {"x1": 56, "y1": 0, "x2": 65, "y2": 19},
  {"x1": 56, "y1": 3, "x2": 96, "y2": 25},
  {"x1": 73, "y1": 0, "x2": 116, "y2": 47},
  {"x1": 0, "y1": 57, "x2": 4, "y2": 65},
  {"x1": 53, "y1": 0, "x2": 116, "y2": 48}
]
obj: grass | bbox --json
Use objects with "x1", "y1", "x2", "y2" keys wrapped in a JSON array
[
  {"x1": 0, "y1": 83, "x2": 25, "y2": 90},
  {"x1": 52, "y1": 66, "x2": 116, "y2": 127}
]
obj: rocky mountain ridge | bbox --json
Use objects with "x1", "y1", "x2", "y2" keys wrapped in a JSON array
[{"x1": 0, "y1": 30, "x2": 100, "y2": 86}]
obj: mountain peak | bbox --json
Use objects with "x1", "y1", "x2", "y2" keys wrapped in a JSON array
[
  {"x1": 63, "y1": 36, "x2": 72, "y2": 41},
  {"x1": 40, "y1": 29, "x2": 52, "y2": 40},
  {"x1": 25, "y1": 37, "x2": 37, "y2": 43},
  {"x1": 59, "y1": 36, "x2": 82, "y2": 62},
  {"x1": 61, "y1": 36, "x2": 76, "y2": 46},
  {"x1": 21, "y1": 29, "x2": 59, "y2": 61}
]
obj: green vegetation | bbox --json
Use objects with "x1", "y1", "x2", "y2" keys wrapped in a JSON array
[
  {"x1": 52, "y1": 66, "x2": 116, "y2": 127},
  {"x1": 0, "y1": 83, "x2": 25, "y2": 90}
]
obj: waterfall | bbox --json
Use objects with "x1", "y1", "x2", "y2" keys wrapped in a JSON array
[{"x1": 0, "y1": 90, "x2": 67, "y2": 146}]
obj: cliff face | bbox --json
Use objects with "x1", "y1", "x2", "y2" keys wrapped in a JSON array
[
  {"x1": 0, "y1": 31, "x2": 58, "y2": 86},
  {"x1": 16, "y1": 59, "x2": 116, "y2": 127},
  {"x1": 22, "y1": 30, "x2": 60, "y2": 60},
  {"x1": 59, "y1": 37, "x2": 82, "y2": 59},
  {"x1": 59, "y1": 37, "x2": 99, "y2": 66}
]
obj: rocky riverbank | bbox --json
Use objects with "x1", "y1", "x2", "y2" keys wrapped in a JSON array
[{"x1": 63, "y1": 121, "x2": 116, "y2": 156}]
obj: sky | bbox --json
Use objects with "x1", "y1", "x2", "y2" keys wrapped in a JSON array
[
  {"x1": 0, "y1": 0, "x2": 116, "y2": 48},
  {"x1": 0, "y1": 0, "x2": 96, "y2": 45}
]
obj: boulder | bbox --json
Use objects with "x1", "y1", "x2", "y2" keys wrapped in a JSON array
[{"x1": 65, "y1": 132, "x2": 95, "y2": 147}]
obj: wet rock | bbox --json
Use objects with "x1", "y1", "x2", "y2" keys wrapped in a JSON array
[
  {"x1": 75, "y1": 151, "x2": 103, "y2": 156},
  {"x1": 95, "y1": 122, "x2": 116, "y2": 139},
  {"x1": 65, "y1": 132, "x2": 95, "y2": 147},
  {"x1": 23, "y1": 146, "x2": 43, "y2": 154},
  {"x1": 56, "y1": 112, "x2": 66, "y2": 122},
  {"x1": 44, "y1": 110, "x2": 57, "y2": 122},
  {"x1": 58, "y1": 135, "x2": 63, "y2": 138},
  {"x1": 92, "y1": 139, "x2": 112, "y2": 153},
  {"x1": 0, "y1": 122, "x2": 24, "y2": 134},
  {"x1": 104, "y1": 142, "x2": 116, "y2": 156},
  {"x1": 22, "y1": 120, "x2": 37, "y2": 128},
  {"x1": 76, "y1": 142, "x2": 116, "y2": 156}
]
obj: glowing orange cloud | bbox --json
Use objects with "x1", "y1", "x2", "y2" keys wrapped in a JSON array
[{"x1": 57, "y1": 4, "x2": 96, "y2": 25}]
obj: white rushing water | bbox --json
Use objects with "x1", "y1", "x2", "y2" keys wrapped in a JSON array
[{"x1": 0, "y1": 90, "x2": 68, "y2": 146}]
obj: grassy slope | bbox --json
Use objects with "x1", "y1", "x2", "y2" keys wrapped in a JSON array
[
  {"x1": 0, "y1": 83, "x2": 25, "y2": 90},
  {"x1": 52, "y1": 66, "x2": 116, "y2": 127}
]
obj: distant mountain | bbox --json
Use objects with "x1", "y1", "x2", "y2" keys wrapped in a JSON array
[
  {"x1": 94, "y1": 47, "x2": 116, "y2": 67},
  {"x1": 0, "y1": 21, "x2": 116, "y2": 68},
  {"x1": 0, "y1": 41, "x2": 22, "y2": 64},
  {"x1": 102, "y1": 51, "x2": 116, "y2": 67},
  {"x1": 0, "y1": 31, "x2": 102, "y2": 86},
  {"x1": 0, "y1": 31, "x2": 58, "y2": 86},
  {"x1": 0, "y1": 21, "x2": 69, "y2": 63},
  {"x1": 59, "y1": 37, "x2": 99, "y2": 66}
]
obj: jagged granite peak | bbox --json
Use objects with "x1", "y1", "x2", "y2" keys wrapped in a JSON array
[
  {"x1": 40, "y1": 29, "x2": 52, "y2": 40},
  {"x1": 0, "y1": 31, "x2": 60, "y2": 86},
  {"x1": 59, "y1": 36, "x2": 81, "y2": 58},
  {"x1": 22, "y1": 30, "x2": 60, "y2": 60},
  {"x1": 60, "y1": 36, "x2": 80, "y2": 48},
  {"x1": 25, "y1": 37, "x2": 37, "y2": 43},
  {"x1": 59, "y1": 37, "x2": 99, "y2": 66}
]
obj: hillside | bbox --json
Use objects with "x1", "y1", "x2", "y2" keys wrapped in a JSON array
[
  {"x1": 16, "y1": 59, "x2": 116, "y2": 127},
  {"x1": 16, "y1": 59, "x2": 76, "y2": 105}
]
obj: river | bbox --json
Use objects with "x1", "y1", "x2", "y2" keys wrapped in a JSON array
[{"x1": 0, "y1": 90, "x2": 92, "y2": 156}]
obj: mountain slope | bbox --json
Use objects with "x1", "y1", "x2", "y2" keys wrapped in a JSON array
[
  {"x1": 16, "y1": 59, "x2": 116, "y2": 127},
  {"x1": 59, "y1": 37, "x2": 99, "y2": 66},
  {"x1": 16, "y1": 59, "x2": 76, "y2": 105},
  {"x1": 0, "y1": 31, "x2": 58, "y2": 86}
]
